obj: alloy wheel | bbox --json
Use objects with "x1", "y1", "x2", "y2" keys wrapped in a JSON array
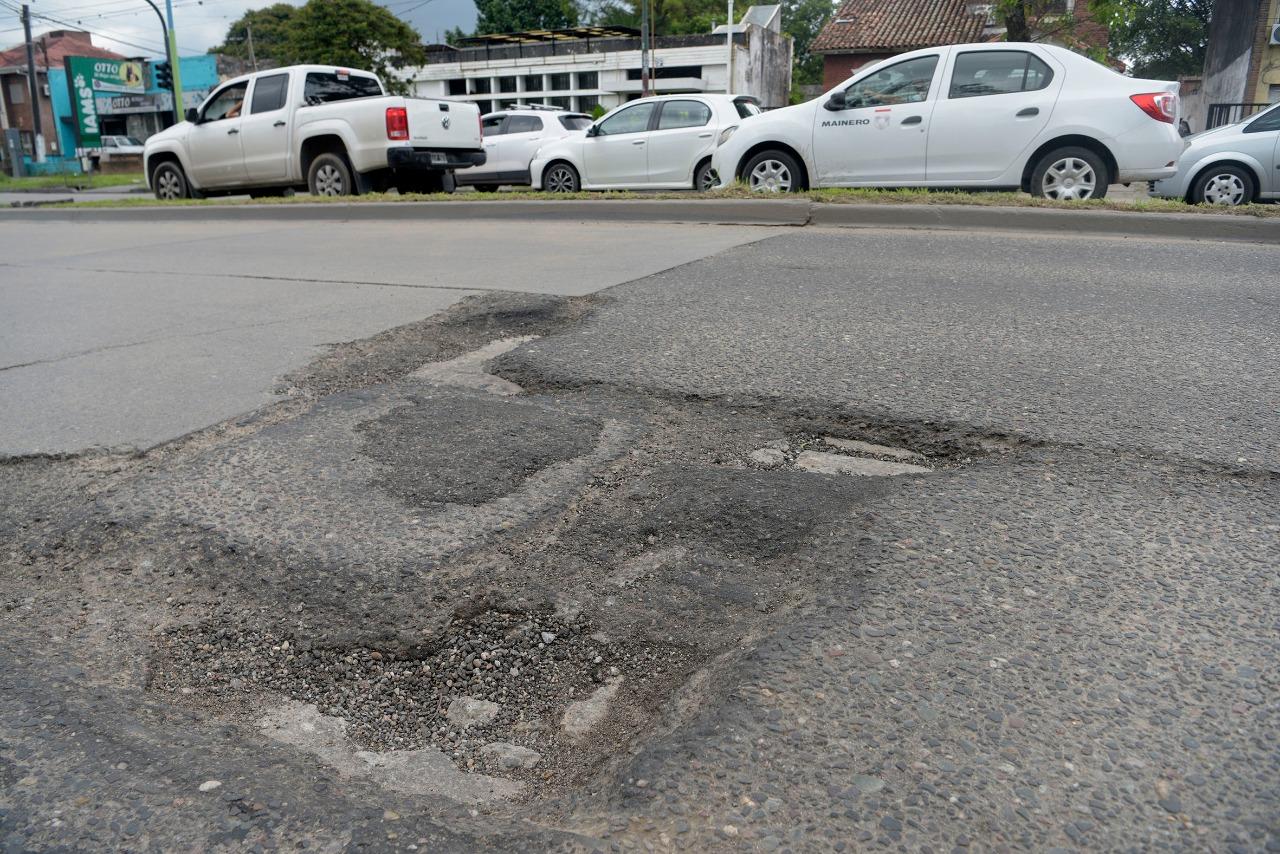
[
  {"x1": 749, "y1": 159, "x2": 792, "y2": 192},
  {"x1": 1042, "y1": 157, "x2": 1097, "y2": 200},
  {"x1": 1202, "y1": 173, "x2": 1246, "y2": 206},
  {"x1": 698, "y1": 166, "x2": 717, "y2": 191},
  {"x1": 156, "y1": 170, "x2": 182, "y2": 200},
  {"x1": 546, "y1": 166, "x2": 576, "y2": 193}
]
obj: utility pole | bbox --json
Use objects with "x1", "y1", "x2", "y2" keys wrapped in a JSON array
[
  {"x1": 246, "y1": 23, "x2": 257, "y2": 72},
  {"x1": 640, "y1": 0, "x2": 650, "y2": 98},
  {"x1": 20, "y1": 4, "x2": 45, "y2": 162},
  {"x1": 725, "y1": 0, "x2": 734, "y2": 96}
]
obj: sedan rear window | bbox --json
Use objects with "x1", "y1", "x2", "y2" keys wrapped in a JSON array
[{"x1": 303, "y1": 72, "x2": 383, "y2": 105}]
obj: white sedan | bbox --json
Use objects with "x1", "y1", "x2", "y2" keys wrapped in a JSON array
[
  {"x1": 1150, "y1": 103, "x2": 1280, "y2": 205},
  {"x1": 530, "y1": 94, "x2": 761, "y2": 192},
  {"x1": 712, "y1": 42, "x2": 1184, "y2": 200}
]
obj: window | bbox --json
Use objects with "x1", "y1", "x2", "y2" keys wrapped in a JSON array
[
  {"x1": 548, "y1": 73, "x2": 572, "y2": 91},
  {"x1": 302, "y1": 72, "x2": 381, "y2": 105},
  {"x1": 657, "y1": 99, "x2": 711, "y2": 129},
  {"x1": 250, "y1": 73, "x2": 289, "y2": 113},
  {"x1": 481, "y1": 115, "x2": 507, "y2": 136},
  {"x1": 447, "y1": 78, "x2": 466, "y2": 96},
  {"x1": 627, "y1": 65, "x2": 701, "y2": 80},
  {"x1": 843, "y1": 55, "x2": 938, "y2": 108},
  {"x1": 734, "y1": 98, "x2": 762, "y2": 118},
  {"x1": 498, "y1": 76, "x2": 517, "y2": 93},
  {"x1": 597, "y1": 101, "x2": 655, "y2": 135},
  {"x1": 546, "y1": 96, "x2": 571, "y2": 109},
  {"x1": 949, "y1": 51, "x2": 1053, "y2": 98},
  {"x1": 8, "y1": 79, "x2": 25, "y2": 104},
  {"x1": 560, "y1": 114, "x2": 593, "y2": 130},
  {"x1": 104, "y1": 138, "x2": 118, "y2": 147},
  {"x1": 201, "y1": 82, "x2": 249, "y2": 121},
  {"x1": 522, "y1": 74, "x2": 543, "y2": 92},
  {"x1": 506, "y1": 115, "x2": 543, "y2": 134},
  {"x1": 576, "y1": 71, "x2": 598, "y2": 89},
  {"x1": 475, "y1": 99, "x2": 493, "y2": 114},
  {"x1": 1244, "y1": 104, "x2": 1280, "y2": 133},
  {"x1": 576, "y1": 95, "x2": 600, "y2": 113},
  {"x1": 469, "y1": 77, "x2": 491, "y2": 94}
]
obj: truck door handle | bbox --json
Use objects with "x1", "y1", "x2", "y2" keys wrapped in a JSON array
[
  {"x1": 227, "y1": 128, "x2": 239, "y2": 135},
  {"x1": 273, "y1": 120, "x2": 286, "y2": 127},
  {"x1": 901, "y1": 116, "x2": 922, "y2": 126},
  {"x1": 1017, "y1": 107, "x2": 1040, "y2": 117}
]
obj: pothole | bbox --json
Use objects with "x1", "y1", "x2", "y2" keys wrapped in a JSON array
[
  {"x1": 149, "y1": 607, "x2": 694, "y2": 796},
  {"x1": 747, "y1": 433, "x2": 940, "y2": 476}
]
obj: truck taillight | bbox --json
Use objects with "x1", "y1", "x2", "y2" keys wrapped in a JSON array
[
  {"x1": 1130, "y1": 92, "x2": 1177, "y2": 124},
  {"x1": 478, "y1": 112, "x2": 483, "y2": 140},
  {"x1": 386, "y1": 107, "x2": 409, "y2": 140}
]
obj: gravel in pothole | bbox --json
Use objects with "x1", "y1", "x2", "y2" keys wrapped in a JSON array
[{"x1": 150, "y1": 609, "x2": 666, "y2": 763}]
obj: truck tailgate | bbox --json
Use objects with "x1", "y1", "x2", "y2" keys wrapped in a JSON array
[{"x1": 406, "y1": 99, "x2": 481, "y2": 148}]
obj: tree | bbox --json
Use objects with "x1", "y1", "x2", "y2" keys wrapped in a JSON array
[
  {"x1": 1107, "y1": 0, "x2": 1211, "y2": 78},
  {"x1": 285, "y1": 0, "x2": 426, "y2": 92},
  {"x1": 588, "y1": 0, "x2": 727, "y2": 36},
  {"x1": 472, "y1": 0, "x2": 579, "y2": 34},
  {"x1": 215, "y1": 3, "x2": 298, "y2": 60},
  {"x1": 782, "y1": 0, "x2": 835, "y2": 86}
]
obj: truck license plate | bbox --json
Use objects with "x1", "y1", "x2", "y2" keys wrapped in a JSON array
[{"x1": 429, "y1": 152, "x2": 447, "y2": 165}]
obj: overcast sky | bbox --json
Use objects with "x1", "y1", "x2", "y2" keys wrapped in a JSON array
[{"x1": 1, "y1": 0, "x2": 478, "y2": 59}]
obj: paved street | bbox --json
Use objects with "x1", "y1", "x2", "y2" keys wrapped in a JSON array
[{"x1": 1, "y1": 211, "x2": 1276, "y2": 853}]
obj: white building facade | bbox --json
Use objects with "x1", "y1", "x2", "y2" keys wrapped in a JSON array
[{"x1": 407, "y1": 7, "x2": 792, "y2": 114}]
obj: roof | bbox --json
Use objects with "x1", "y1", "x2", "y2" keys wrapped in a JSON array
[
  {"x1": 458, "y1": 26, "x2": 640, "y2": 47},
  {"x1": 0, "y1": 29, "x2": 124, "y2": 70},
  {"x1": 811, "y1": 0, "x2": 986, "y2": 54}
]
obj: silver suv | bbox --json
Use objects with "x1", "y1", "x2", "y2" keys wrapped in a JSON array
[{"x1": 456, "y1": 105, "x2": 593, "y2": 192}]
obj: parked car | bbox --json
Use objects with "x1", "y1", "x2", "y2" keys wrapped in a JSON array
[
  {"x1": 100, "y1": 135, "x2": 145, "y2": 156},
  {"x1": 530, "y1": 94, "x2": 762, "y2": 192},
  {"x1": 143, "y1": 65, "x2": 484, "y2": 200},
  {"x1": 1150, "y1": 103, "x2": 1280, "y2": 206},
  {"x1": 711, "y1": 43, "x2": 1183, "y2": 200},
  {"x1": 455, "y1": 106, "x2": 593, "y2": 191}
]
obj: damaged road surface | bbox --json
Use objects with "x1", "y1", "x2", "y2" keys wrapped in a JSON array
[{"x1": 2, "y1": 222, "x2": 1278, "y2": 853}]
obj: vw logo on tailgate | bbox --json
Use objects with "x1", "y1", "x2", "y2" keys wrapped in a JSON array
[{"x1": 441, "y1": 115, "x2": 451, "y2": 130}]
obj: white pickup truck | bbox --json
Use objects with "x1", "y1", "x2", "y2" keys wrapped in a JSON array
[{"x1": 143, "y1": 65, "x2": 484, "y2": 199}]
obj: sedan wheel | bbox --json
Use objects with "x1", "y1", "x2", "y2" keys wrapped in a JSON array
[
  {"x1": 1041, "y1": 157, "x2": 1097, "y2": 200},
  {"x1": 1200, "y1": 172, "x2": 1246, "y2": 206},
  {"x1": 544, "y1": 163, "x2": 579, "y2": 193},
  {"x1": 749, "y1": 159, "x2": 792, "y2": 193}
]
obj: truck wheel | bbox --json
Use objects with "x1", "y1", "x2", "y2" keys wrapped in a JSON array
[
  {"x1": 1030, "y1": 147, "x2": 1108, "y2": 200},
  {"x1": 743, "y1": 150, "x2": 802, "y2": 193},
  {"x1": 152, "y1": 161, "x2": 190, "y2": 200},
  {"x1": 543, "y1": 162, "x2": 580, "y2": 193},
  {"x1": 1191, "y1": 164, "x2": 1254, "y2": 206},
  {"x1": 308, "y1": 152, "x2": 355, "y2": 197}
]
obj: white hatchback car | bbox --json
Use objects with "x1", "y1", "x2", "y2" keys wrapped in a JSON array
[
  {"x1": 1150, "y1": 103, "x2": 1280, "y2": 205},
  {"x1": 455, "y1": 106, "x2": 593, "y2": 191},
  {"x1": 712, "y1": 43, "x2": 1184, "y2": 200},
  {"x1": 530, "y1": 94, "x2": 761, "y2": 192}
]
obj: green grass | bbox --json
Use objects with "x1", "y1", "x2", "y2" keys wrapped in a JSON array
[
  {"x1": 41, "y1": 184, "x2": 1280, "y2": 218},
  {"x1": 0, "y1": 172, "x2": 144, "y2": 191}
]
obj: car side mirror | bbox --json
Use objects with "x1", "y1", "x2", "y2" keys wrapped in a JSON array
[
  {"x1": 824, "y1": 91, "x2": 847, "y2": 111},
  {"x1": 586, "y1": 124, "x2": 600, "y2": 137},
  {"x1": 186, "y1": 107, "x2": 199, "y2": 123}
]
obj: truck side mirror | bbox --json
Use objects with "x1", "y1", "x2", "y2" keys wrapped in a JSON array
[
  {"x1": 186, "y1": 107, "x2": 199, "y2": 123},
  {"x1": 824, "y1": 91, "x2": 847, "y2": 111}
]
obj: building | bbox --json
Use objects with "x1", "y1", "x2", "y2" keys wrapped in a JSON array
[
  {"x1": 1186, "y1": 0, "x2": 1280, "y2": 130},
  {"x1": 407, "y1": 5, "x2": 792, "y2": 112},
  {"x1": 0, "y1": 29, "x2": 121, "y2": 160},
  {"x1": 811, "y1": 0, "x2": 1108, "y2": 91}
]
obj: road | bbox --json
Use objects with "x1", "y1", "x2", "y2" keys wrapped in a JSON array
[{"x1": 1, "y1": 211, "x2": 1276, "y2": 853}]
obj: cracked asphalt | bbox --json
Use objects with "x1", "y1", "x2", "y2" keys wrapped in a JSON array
[{"x1": 1, "y1": 216, "x2": 1277, "y2": 853}]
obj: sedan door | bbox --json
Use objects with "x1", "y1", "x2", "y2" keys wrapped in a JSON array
[
  {"x1": 1240, "y1": 107, "x2": 1280, "y2": 195},
  {"x1": 582, "y1": 102, "x2": 656, "y2": 186},
  {"x1": 239, "y1": 72, "x2": 292, "y2": 183},
  {"x1": 925, "y1": 48, "x2": 1062, "y2": 182},
  {"x1": 645, "y1": 99, "x2": 716, "y2": 185},
  {"x1": 186, "y1": 81, "x2": 249, "y2": 188},
  {"x1": 811, "y1": 53, "x2": 942, "y2": 185}
]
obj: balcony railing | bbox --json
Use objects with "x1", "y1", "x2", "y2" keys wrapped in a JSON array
[
  {"x1": 1206, "y1": 102, "x2": 1269, "y2": 129},
  {"x1": 425, "y1": 32, "x2": 747, "y2": 65}
]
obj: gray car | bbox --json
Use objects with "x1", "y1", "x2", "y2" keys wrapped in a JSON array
[{"x1": 1151, "y1": 104, "x2": 1280, "y2": 205}]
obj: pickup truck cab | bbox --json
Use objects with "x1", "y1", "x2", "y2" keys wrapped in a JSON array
[{"x1": 144, "y1": 65, "x2": 484, "y2": 199}]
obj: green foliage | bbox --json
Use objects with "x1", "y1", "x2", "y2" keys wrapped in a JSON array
[
  {"x1": 781, "y1": 0, "x2": 835, "y2": 86},
  {"x1": 590, "y1": 103, "x2": 607, "y2": 118},
  {"x1": 215, "y1": 3, "x2": 298, "y2": 60},
  {"x1": 588, "y1": 0, "x2": 727, "y2": 36},
  {"x1": 1106, "y1": 0, "x2": 1211, "y2": 78},
  {"x1": 472, "y1": 0, "x2": 579, "y2": 34}
]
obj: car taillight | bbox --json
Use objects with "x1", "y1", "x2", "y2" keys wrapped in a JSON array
[
  {"x1": 1130, "y1": 92, "x2": 1177, "y2": 124},
  {"x1": 386, "y1": 107, "x2": 409, "y2": 140}
]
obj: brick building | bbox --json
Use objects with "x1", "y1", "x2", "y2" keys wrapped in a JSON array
[{"x1": 0, "y1": 30, "x2": 123, "y2": 158}]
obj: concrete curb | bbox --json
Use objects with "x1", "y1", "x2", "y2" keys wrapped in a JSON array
[{"x1": 3, "y1": 197, "x2": 1277, "y2": 243}]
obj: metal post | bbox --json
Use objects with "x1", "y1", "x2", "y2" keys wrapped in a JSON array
[
  {"x1": 21, "y1": 4, "x2": 45, "y2": 162},
  {"x1": 726, "y1": 0, "x2": 734, "y2": 96},
  {"x1": 640, "y1": 0, "x2": 650, "y2": 97},
  {"x1": 246, "y1": 24, "x2": 258, "y2": 72},
  {"x1": 163, "y1": 0, "x2": 184, "y2": 116},
  {"x1": 140, "y1": 0, "x2": 178, "y2": 125}
]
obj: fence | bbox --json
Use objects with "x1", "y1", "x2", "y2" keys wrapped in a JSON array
[{"x1": 1206, "y1": 102, "x2": 1270, "y2": 129}]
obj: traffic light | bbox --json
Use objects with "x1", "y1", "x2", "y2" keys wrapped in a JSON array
[{"x1": 154, "y1": 61, "x2": 172, "y2": 91}]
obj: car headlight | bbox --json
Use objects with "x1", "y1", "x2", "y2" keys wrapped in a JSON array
[{"x1": 717, "y1": 125, "x2": 738, "y2": 147}]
